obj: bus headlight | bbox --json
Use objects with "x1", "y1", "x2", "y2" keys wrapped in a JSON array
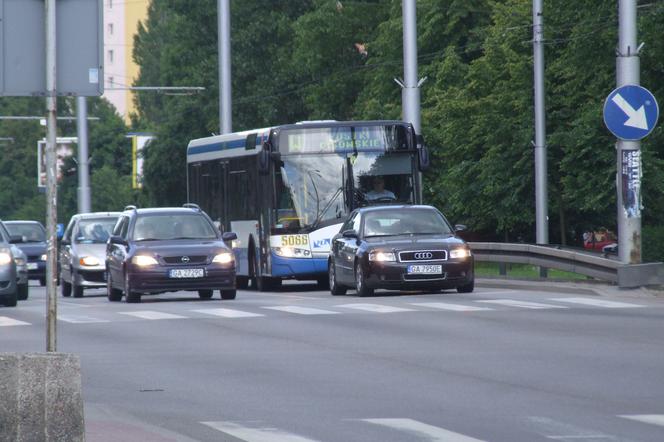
[
  {"x1": 132, "y1": 255, "x2": 158, "y2": 266},
  {"x1": 0, "y1": 250, "x2": 12, "y2": 265},
  {"x1": 212, "y1": 252, "x2": 234, "y2": 264},
  {"x1": 449, "y1": 248, "x2": 471, "y2": 259},
  {"x1": 368, "y1": 251, "x2": 396, "y2": 262},
  {"x1": 272, "y1": 247, "x2": 312, "y2": 259}
]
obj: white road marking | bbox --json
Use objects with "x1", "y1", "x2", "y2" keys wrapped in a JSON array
[
  {"x1": 551, "y1": 298, "x2": 644, "y2": 308},
  {"x1": 192, "y1": 308, "x2": 264, "y2": 318},
  {"x1": 411, "y1": 302, "x2": 493, "y2": 312},
  {"x1": 262, "y1": 306, "x2": 339, "y2": 315},
  {"x1": 118, "y1": 311, "x2": 188, "y2": 320},
  {"x1": 0, "y1": 316, "x2": 30, "y2": 327},
  {"x1": 58, "y1": 315, "x2": 110, "y2": 324},
  {"x1": 201, "y1": 421, "x2": 320, "y2": 442},
  {"x1": 361, "y1": 418, "x2": 485, "y2": 442},
  {"x1": 619, "y1": 414, "x2": 664, "y2": 427},
  {"x1": 477, "y1": 299, "x2": 568, "y2": 310},
  {"x1": 336, "y1": 303, "x2": 416, "y2": 313},
  {"x1": 526, "y1": 416, "x2": 617, "y2": 441}
]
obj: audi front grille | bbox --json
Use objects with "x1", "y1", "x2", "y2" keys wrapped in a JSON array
[{"x1": 398, "y1": 250, "x2": 447, "y2": 262}]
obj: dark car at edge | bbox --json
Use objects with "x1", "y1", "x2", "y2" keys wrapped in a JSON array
[
  {"x1": 3, "y1": 220, "x2": 47, "y2": 286},
  {"x1": 328, "y1": 205, "x2": 474, "y2": 296},
  {"x1": 105, "y1": 205, "x2": 237, "y2": 303}
]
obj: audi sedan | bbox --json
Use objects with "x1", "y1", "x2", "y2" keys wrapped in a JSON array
[{"x1": 328, "y1": 205, "x2": 474, "y2": 296}]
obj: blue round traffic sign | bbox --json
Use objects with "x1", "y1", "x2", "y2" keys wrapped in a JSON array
[{"x1": 603, "y1": 84, "x2": 659, "y2": 141}]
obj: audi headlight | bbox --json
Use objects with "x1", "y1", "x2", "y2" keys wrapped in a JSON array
[
  {"x1": 132, "y1": 255, "x2": 158, "y2": 266},
  {"x1": 40, "y1": 254, "x2": 47, "y2": 261},
  {"x1": 368, "y1": 251, "x2": 396, "y2": 262},
  {"x1": 449, "y1": 248, "x2": 471, "y2": 259},
  {"x1": 272, "y1": 247, "x2": 312, "y2": 258},
  {"x1": 0, "y1": 250, "x2": 12, "y2": 265},
  {"x1": 79, "y1": 256, "x2": 100, "y2": 266},
  {"x1": 212, "y1": 252, "x2": 234, "y2": 264}
]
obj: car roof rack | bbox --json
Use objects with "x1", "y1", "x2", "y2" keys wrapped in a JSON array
[
  {"x1": 183, "y1": 203, "x2": 201, "y2": 211},
  {"x1": 124, "y1": 205, "x2": 137, "y2": 212}
]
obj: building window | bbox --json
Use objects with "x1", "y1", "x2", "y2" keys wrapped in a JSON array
[
  {"x1": 108, "y1": 77, "x2": 114, "y2": 87},
  {"x1": 108, "y1": 0, "x2": 113, "y2": 8},
  {"x1": 108, "y1": 23, "x2": 113, "y2": 35},
  {"x1": 108, "y1": 49, "x2": 114, "y2": 63}
]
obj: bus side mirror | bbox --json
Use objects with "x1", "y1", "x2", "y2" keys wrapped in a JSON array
[
  {"x1": 258, "y1": 149, "x2": 270, "y2": 175},
  {"x1": 417, "y1": 146, "x2": 430, "y2": 172}
]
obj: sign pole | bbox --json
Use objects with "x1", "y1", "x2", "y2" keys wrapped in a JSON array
[
  {"x1": 616, "y1": 0, "x2": 641, "y2": 264},
  {"x1": 401, "y1": 0, "x2": 424, "y2": 203},
  {"x1": 45, "y1": 0, "x2": 58, "y2": 352},
  {"x1": 218, "y1": 0, "x2": 232, "y2": 134},
  {"x1": 76, "y1": 96, "x2": 91, "y2": 213}
]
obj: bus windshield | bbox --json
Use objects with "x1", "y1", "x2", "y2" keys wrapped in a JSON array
[
  {"x1": 275, "y1": 155, "x2": 346, "y2": 233},
  {"x1": 352, "y1": 151, "x2": 414, "y2": 204},
  {"x1": 274, "y1": 150, "x2": 415, "y2": 234}
]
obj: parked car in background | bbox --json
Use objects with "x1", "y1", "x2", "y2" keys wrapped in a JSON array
[
  {"x1": 106, "y1": 205, "x2": 237, "y2": 303},
  {"x1": 0, "y1": 222, "x2": 19, "y2": 307},
  {"x1": 59, "y1": 212, "x2": 121, "y2": 298},
  {"x1": 329, "y1": 205, "x2": 474, "y2": 296},
  {"x1": 3, "y1": 220, "x2": 47, "y2": 286},
  {"x1": 10, "y1": 244, "x2": 29, "y2": 300}
]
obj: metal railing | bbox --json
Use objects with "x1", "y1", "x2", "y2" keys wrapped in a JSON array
[{"x1": 468, "y1": 242, "x2": 664, "y2": 288}]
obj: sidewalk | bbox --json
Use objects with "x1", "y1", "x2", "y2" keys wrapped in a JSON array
[{"x1": 476, "y1": 276, "x2": 664, "y2": 298}]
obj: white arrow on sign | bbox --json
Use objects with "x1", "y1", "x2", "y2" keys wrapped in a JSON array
[{"x1": 611, "y1": 93, "x2": 648, "y2": 130}]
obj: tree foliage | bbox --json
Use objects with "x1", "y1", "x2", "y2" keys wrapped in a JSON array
[
  {"x1": 3, "y1": 0, "x2": 663, "y2": 255},
  {"x1": 0, "y1": 96, "x2": 131, "y2": 224}
]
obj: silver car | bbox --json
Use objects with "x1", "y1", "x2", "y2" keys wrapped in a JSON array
[
  {"x1": 60, "y1": 212, "x2": 120, "y2": 298},
  {"x1": 0, "y1": 221, "x2": 19, "y2": 307},
  {"x1": 10, "y1": 244, "x2": 29, "y2": 301}
]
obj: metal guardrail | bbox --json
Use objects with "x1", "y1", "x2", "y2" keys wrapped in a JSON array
[{"x1": 468, "y1": 242, "x2": 664, "y2": 288}]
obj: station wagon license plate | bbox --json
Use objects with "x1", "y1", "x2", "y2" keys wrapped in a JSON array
[
  {"x1": 407, "y1": 265, "x2": 442, "y2": 274},
  {"x1": 27, "y1": 263, "x2": 38, "y2": 270},
  {"x1": 169, "y1": 268, "x2": 205, "y2": 279}
]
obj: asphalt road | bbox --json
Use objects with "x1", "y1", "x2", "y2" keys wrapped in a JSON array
[{"x1": 2, "y1": 281, "x2": 664, "y2": 442}]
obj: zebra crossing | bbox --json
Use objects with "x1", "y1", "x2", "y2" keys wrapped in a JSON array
[
  {"x1": 0, "y1": 296, "x2": 651, "y2": 328},
  {"x1": 198, "y1": 414, "x2": 664, "y2": 442}
]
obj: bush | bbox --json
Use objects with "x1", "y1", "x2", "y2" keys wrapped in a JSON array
[{"x1": 643, "y1": 225, "x2": 664, "y2": 262}]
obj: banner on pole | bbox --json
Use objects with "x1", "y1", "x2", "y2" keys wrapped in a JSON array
[
  {"x1": 621, "y1": 149, "x2": 642, "y2": 218},
  {"x1": 37, "y1": 137, "x2": 77, "y2": 189}
]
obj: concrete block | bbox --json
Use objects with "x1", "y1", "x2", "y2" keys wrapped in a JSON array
[{"x1": 0, "y1": 353, "x2": 85, "y2": 442}]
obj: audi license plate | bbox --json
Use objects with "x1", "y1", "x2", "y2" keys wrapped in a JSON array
[
  {"x1": 169, "y1": 268, "x2": 205, "y2": 279},
  {"x1": 407, "y1": 265, "x2": 442, "y2": 274}
]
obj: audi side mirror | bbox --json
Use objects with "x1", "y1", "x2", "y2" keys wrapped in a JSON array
[{"x1": 341, "y1": 229, "x2": 358, "y2": 239}]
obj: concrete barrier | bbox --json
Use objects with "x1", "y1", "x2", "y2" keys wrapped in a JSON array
[{"x1": 0, "y1": 353, "x2": 85, "y2": 442}]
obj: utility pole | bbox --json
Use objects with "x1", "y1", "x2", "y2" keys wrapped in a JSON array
[
  {"x1": 218, "y1": 0, "x2": 232, "y2": 134},
  {"x1": 616, "y1": 0, "x2": 641, "y2": 263},
  {"x1": 45, "y1": 0, "x2": 58, "y2": 352},
  {"x1": 76, "y1": 97, "x2": 91, "y2": 213},
  {"x1": 400, "y1": 0, "x2": 425, "y2": 201},
  {"x1": 532, "y1": 0, "x2": 548, "y2": 247}
]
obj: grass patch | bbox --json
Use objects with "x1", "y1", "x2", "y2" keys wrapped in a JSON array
[{"x1": 475, "y1": 261, "x2": 588, "y2": 280}]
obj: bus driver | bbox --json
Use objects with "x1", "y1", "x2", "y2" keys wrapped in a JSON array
[{"x1": 366, "y1": 176, "x2": 396, "y2": 201}]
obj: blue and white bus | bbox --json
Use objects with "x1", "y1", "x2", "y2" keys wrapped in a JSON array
[{"x1": 187, "y1": 120, "x2": 429, "y2": 290}]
